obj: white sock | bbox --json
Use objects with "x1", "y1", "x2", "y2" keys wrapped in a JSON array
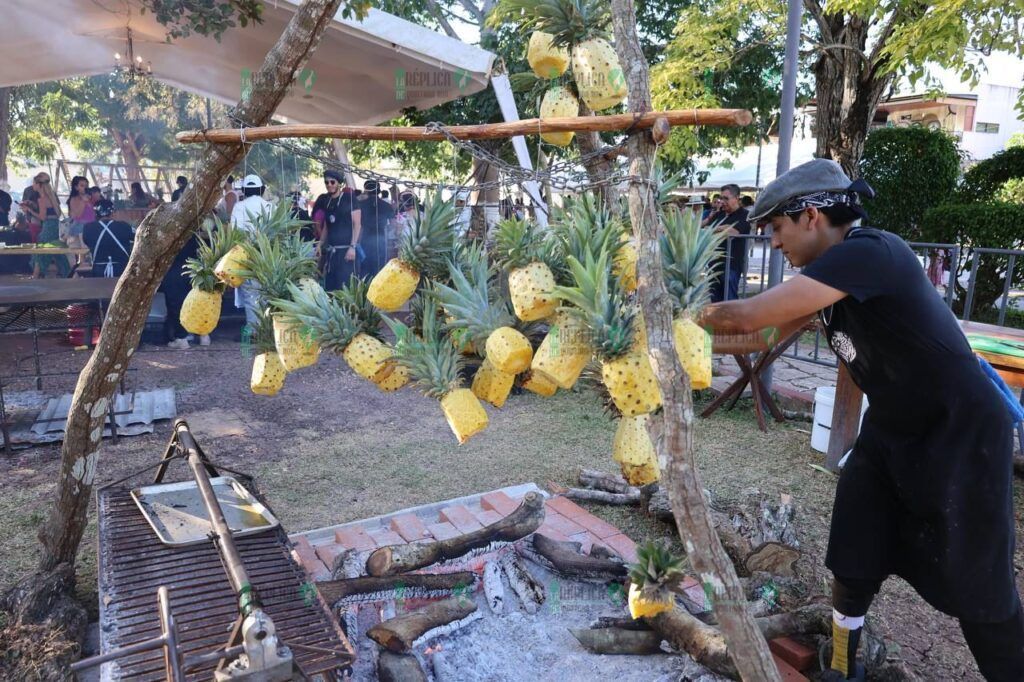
[{"x1": 833, "y1": 609, "x2": 865, "y2": 630}]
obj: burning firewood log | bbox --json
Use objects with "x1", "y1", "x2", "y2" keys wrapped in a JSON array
[
  {"x1": 315, "y1": 572, "x2": 476, "y2": 606},
  {"x1": 529, "y1": 533, "x2": 628, "y2": 581},
  {"x1": 482, "y1": 560, "x2": 505, "y2": 614},
  {"x1": 569, "y1": 627, "x2": 665, "y2": 655},
  {"x1": 378, "y1": 651, "x2": 428, "y2": 682},
  {"x1": 368, "y1": 597, "x2": 478, "y2": 653},
  {"x1": 366, "y1": 492, "x2": 546, "y2": 576},
  {"x1": 500, "y1": 553, "x2": 546, "y2": 613}
]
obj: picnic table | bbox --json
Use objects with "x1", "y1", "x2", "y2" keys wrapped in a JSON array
[{"x1": 826, "y1": 320, "x2": 1024, "y2": 471}]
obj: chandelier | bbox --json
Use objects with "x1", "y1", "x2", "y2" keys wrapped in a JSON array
[{"x1": 113, "y1": 28, "x2": 152, "y2": 80}]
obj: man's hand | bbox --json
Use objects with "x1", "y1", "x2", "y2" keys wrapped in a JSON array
[{"x1": 345, "y1": 246, "x2": 356, "y2": 262}]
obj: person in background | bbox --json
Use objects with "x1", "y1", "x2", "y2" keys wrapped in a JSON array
[
  {"x1": 159, "y1": 226, "x2": 200, "y2": 349},
  {"x1": 231, "y1": 174, "x2": 274, "y2": 327},
  {"x1": 67, "y1": 176, "x2": 95, "y2": 251},
  {"x1": 20, "y1": 187, "x2": 42, "y2": 243},
  {"x1": 357, "y1": 180, "x2": 394, "y2": 280},
  {"x1": 708, "y1": 183, "x2": 751, "y2": 303},
  {"x1": 701, "y1": 193, "x2": 723, "y2": 225},
  {"x1": 454, "y1": 191, "x2": 471, "y2": 238},
  {"x1": 288, "y1": 191, "x2": 316, "y2": 242},
  {"x1": 380, "y1": 189, "x2": 389, "y2": 202},
  {"x1": 390, "y1": 191, "x2": 418, "y2": 262},
  {"x1": 171, "y1": 175, "x2": 188, "y2": 202},
  {"x1": 314, "y1": 169, "x2": 361, "y2": 289},
  {"x1": 83, "y1": 199, "x2": 134, "y2": 278},
  {"x1": 215, "y1": 175, "x2": 239, "y2": 220},
  {"x1": 31, "y1": 172, "x2": 69, "y2": 278},
  {"x1": 0, "y1": 183, "x2": 11, "y2": 227},
  {"x1": 129, "y1": 182, "x2": 158, "y2": 209}
]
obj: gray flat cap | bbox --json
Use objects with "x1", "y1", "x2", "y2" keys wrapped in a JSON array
[{"x1": 751, "y1": 158, "x2": 852, "y2": 221}]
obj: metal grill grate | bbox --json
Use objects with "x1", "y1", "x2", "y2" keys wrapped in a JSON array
[{"x1": 98, "y1": 487, "x2": 353, "y2": 680}]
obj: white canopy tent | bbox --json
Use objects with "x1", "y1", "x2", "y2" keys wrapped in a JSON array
[
  {"x1": 690, "y1": 137, "x2": 817, "y2": 192},
  {"x1": 0, "y1": 0, "x2": 547, "y2": 220}
]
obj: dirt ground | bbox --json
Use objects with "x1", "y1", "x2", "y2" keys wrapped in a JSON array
[{"x1": 1, "y1": 325, "x2": 1021, "y2": 680}]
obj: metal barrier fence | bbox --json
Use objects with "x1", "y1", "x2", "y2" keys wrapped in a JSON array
[
  {"x1": 961, "y1": 247, "x2": 1024, "y2": 326},
  {"x1": 720, "y1": 235, "x2": 962, "y2": 369}
]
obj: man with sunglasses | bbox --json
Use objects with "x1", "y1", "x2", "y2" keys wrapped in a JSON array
[{"x1": 314, "y1": 169, "x2": 362, "y2": 289}]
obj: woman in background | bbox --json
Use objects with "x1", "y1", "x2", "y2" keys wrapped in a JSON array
[
  {"x1": 31, "y1": 172, "x2": 69, "y2": 278},
  {"x1": 66, "y1": 175, "x2": 94, "y2": 251},
  {"x1": 129, "y1": 182, "x2": 158, "y2": 209}
]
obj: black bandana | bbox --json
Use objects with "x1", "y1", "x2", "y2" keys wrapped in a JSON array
[{"x1": 777, "y1": 190, "x2": 855, "y2": 215}]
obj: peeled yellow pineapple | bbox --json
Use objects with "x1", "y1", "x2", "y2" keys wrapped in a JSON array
[
  {"x1": 601, "y1": 343, "x2": 662, "y2": 417},
  {"x1": 181, "y1": 222, "x2": 237, "y2": 335},
  {"x1": 531, "y1": 311, "x2": 590, "y2": 390},
  {"x1": 214, "y1": 244, "x2": 247, "y2": 288},
  {"x1": 180, "y1": 289, "x2": 222, "y2": 335},
  {"x1": 572, "y1": 37, "x2": 627, "y2": 111},
  {"x1": 539, "y1": 86, "x2": 579, "y2": 147},
  {"x1": 485, "y1": 326, "x2": 533, "y2": 374},
  {"x1": 527, "y1": 31, "x2": 569, "y2": 78},
  {"x1": 440, "y1": 388, "x2": 489, "y2": 444},
  {"x1": 250, "y1": 351, "x2": 286, "y2": 396},
  {"x1": 472, "y1": 358, "x2": 516, "y2": 407},
  {"x1": 343, "y1": 333, "x2": 396, "y2": 381},
  {"x1": 273, "y1": 317, "x2": 320, "y2": 371},
  {"x1": 673, "y1": 317, "x2": 711, "y2": 390},
  {"x1": 613, "y1": 235, "x2": 638, "y2": 293},
  {"x1": 612, "y1": 414, "x2": 659, "y2": 486},
  {"x1": 367, "y1": 259, "x2": 420, "y2": 312},
  {"x1": 373, "y1": 361, "x2": 410, "y2": 392},
  {"x1": 520, "y1": 370, "x2": 558, "y2": 397}
]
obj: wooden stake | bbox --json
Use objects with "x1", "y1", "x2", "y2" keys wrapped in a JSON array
[{"x1": 176, "y1": 109, "x2": 751, "y2": 145}]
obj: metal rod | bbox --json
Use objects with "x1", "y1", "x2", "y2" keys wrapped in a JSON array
[
  {"x1": 183, "y1": 644, "x2": 246, "y2": 670},
  {"x1": 69, "y1": 633, "x2": 169, "y2": 671},
  {"x1": 964, "y1": 251, "x2": 981, "y2": 321},
  {"x1": 157, "y1": 586, "x2": 184, "y2": 682},
  {"x1": 176, "y1": 420, "x2": 252, "y2": 597},
  {"x1": 998, "y1": 254, "x2": 1015, "y2": 327}
]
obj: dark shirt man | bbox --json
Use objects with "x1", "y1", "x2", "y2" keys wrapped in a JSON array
[
  {"x1": 356, "y1": 180, "x2": 395, "y2": 279},
  {"x1": 0, "y1": 188, "x2": 11, "y2": 227},
  {"x1": 314, "y1": 170, "x2": 361, "y2": 289},
  {"x1": 171, "y1": 176, "x2": 188, "y2": 202},
  {"x1": 83, "y1": 200, "x2": 134, "y2": 278},
  {"x1": 709, "y1": 183, "x2": 751, "y2": 302}
]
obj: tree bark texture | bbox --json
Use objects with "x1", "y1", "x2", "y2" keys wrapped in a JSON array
[
  {"x1": 805, "y1": 2, "x2": 898, "y2": 177},
  {"x1": 0, "y1": 87, "x2": 9, "y2": 183},
  {"x1": 574, "y1": 99, "x2": 620, "y2": 212},
  {"x1": 37, "y1": 0, "x2": 348, "y2": 573},
  {"x1": 608, "y1": 0, "x2": 781, "y2": 678}
]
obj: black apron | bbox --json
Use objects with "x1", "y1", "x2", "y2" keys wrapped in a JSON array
[{"x1": 808, "y1": 228, "x2": 1018, "y2": 623}]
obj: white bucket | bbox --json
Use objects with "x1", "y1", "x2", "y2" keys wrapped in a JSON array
[{"x1": 811, "y1": 386, "x2": 868, "y2": 454}]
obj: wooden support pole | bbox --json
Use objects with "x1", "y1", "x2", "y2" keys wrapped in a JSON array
[{"x1": 176, "y1": 109, "x2": 752, "y2": 145}]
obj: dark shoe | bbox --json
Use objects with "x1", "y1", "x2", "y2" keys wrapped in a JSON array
[{"x1": 820, "y1": 663, "x2": 866, "y2": 681}]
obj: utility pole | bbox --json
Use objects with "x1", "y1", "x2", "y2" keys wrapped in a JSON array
[{"x1": 762, "y1": 0, "x2": 801, "y2": 390}]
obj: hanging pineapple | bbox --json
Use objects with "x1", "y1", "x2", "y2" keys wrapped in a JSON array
[
  {"x1": 529, "y1": 310, "x2": 590, "y2": 390},
  {"x1": 271, "y1": 281, "x2": 410, "y2": 392},
  {"x1": 433, "y1": 257, "x2": 533, "y2": 407},
  {"x1": 386, "y1": 301, "x2": 489, "y2": 444},
  {"x1": 247, "y1": 309, "x2": 287, "y2": 397},
  {"x1": 494, "y1": 218, "x2": 559, "y2": 322},
  {"x1": 213, "y1": 221, "x2": 248, "y2": 289},
  {"x1": 538, "y1": 85, "x2": 579, "y2": 147},
  {"x1": 527, "y1": 30, "x2": 569, "y2": 78},
  {"x1": 368, "y1": 192, "x2": 456, "y2": 311},
  {"x1": 519, "y1": 370, "x2": 558, "y2": 397},
  {"x1": 612, "y1": 414, "x2": 659, "y2": 486},
  {"x1": 181, "y1": 222, "x2": 240, "y2": 335},
  {"x1": 571, "y1": 35, "x2": 628, "y2": 111},
  {"x1": 627, "y1": 541, "x2": 685, "y2": 619},
  {"x1": 661, "y1": 206, "x2": 727, "y2": 390},
  {"x1": 553, "y1": 250, "x2": 661, "y2": 417},
  {"x1": 613, "y1": 232, "x2": 638, "y2": 293}
]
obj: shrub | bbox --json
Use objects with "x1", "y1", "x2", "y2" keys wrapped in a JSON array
[
  {"x1": 859, "y1": 126, "x2": 962, "y2": 239},
  {"x1": 959, "y1": 145, "x2": 1024, "y2": 200},
  {"x1": 920, "y1": 201, "x2": 1024, "y2": 314}
]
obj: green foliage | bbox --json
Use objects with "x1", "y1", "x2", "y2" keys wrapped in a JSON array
[
  {"x1": 9, "y1": 86, "x2": 104, "y2": 162},
  {"x1": 920, "y1": 201, "x2": 1024, "y2": 312},
  {"x1": 959, "y1": 146, "x2": 1024, "y2": 201},
  {"x1": 1008, "y1": 132, "x2": 1024, "y2": 149},
  {"x1": 138, "y1": 0, "x2": 264, "y2": 40},
  {"x1": 858, "y1": 126, "x2": 963, "y2": 239}
]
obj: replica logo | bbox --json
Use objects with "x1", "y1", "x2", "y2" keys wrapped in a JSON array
[{"x1": 830, "y1": 331, "x2": 857, "y2": 363}]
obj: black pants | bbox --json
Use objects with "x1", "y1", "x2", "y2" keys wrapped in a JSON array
[
  {"x1": 834, "y1": 576, "x2": 1024, "y2": 681},
  {"x1": 160, "y1": 277, "x2": 190, "y2": 342}
]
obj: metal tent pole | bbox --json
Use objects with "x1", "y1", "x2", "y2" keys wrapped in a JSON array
[{"x1": 762, "y1": 0, "x2": 801, "y2": 391}]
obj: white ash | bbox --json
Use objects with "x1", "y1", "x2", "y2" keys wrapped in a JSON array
[
  {"x1": 482, "y1": 561, "x2": 505, "y2": 614},
  {"x1": 412, "y1": 610, "x2": 484, "y2": 649},
  {"x1": 336, "y1": 587, "x2": 467, "y2": 610}
]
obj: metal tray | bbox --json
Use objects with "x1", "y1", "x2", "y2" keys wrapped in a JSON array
[{"x1": 131, "y1": 476, "x2": 280, "y2": 546}]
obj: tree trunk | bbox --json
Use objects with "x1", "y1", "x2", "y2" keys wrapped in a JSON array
[
  {"x1": 37, "y1": 0, "x2": 348, "y2": 573},
  {"x1": 574, "y1": 100, "x2": 620, "y2": 212},
  {"x1": 807, "y1": 7, "x2": 897, "y2": 177},
  {"x1": 112, "y1": 129, "x2": 144, "y2": 182},
  {"x1": 0, "y1": 87, "x2": 10, "y2": 183},
  {"x1": 608, "y1": 0, "x2": 781, "y2": 678}
]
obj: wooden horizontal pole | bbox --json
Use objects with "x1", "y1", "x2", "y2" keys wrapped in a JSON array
[{"x1": 176, "y1": 109, "x2": 752, "y2": 145}]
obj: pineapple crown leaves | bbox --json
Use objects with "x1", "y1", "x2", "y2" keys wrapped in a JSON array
[
  {"x1": 660, "y1": 206, "x2": 728, "y2": 314},
  {"x1": 247, "y1": 307, "x2": 279, "y2": 355},
  {"x1": 653, "y1": 160, "x2": 686, "y2": 206},
  {"x1": 250, "y1": 199, "x2": 309, "y2": 241},
  {"x1": 551, "y1": 249, "x2": 636, "y2": 361},
  {"x1": 334, "y1": 274, "x2": 385, "y2": 341},
  {"x1": 269, "y1": 281, "x2": 362, "y2": 354},
  {"x1": 551, "y1": 193, "x2": 626, "y2": 284},
  {"x1": 398, "y1": 191, "x2": 458, "y2": 281},
  {"x1": 383, "y1": 298, "x2": 465, "y2": 399},
  {"x1": 237, "y1": 231, "x2": 318, "y2": 308},
  {"x1": 493, "y1": 217, "x2": 547, "y2": 270},
  {"x1": 627, "y1": 540, "x2": 685, "y2": 589},
  {"x1": 488, "y1": 0, "x2": 610, "y2": 47},
  {"x1": 184, "y1": 217, "x2": 244, "y2": 293},
  {"x1": 433, "y1": 257, "x2": 517, "y2": 351}
]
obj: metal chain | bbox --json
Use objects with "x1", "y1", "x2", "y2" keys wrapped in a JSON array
[{"x1": 223, "y1": 114, "x2": 657, "y2": 200}]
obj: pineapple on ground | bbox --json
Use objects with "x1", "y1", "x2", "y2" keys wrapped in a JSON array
[
  {"x1": 661, "y1": 206, "x2": 727, "y2": 390},
  {"x1": 494, "y1": 218, "x2": 559, "y2": 322},
  {"x1": 612, "y1": 414, "x2": 659, "y2": 486},
  {"x1": 538, "y1": 85, "x2": 579, "y2": 147},
  {"x1": 181, "y1": 221, "x2": 239, "y2": 335},
  {"x1": 553, "y1": 250, "x2": 661, "y2": 417},
  {"x1": 527, "y1": 30, "x2": 568, "y2": 78},
  {"x1": 434, "y1": 253, "x2": 533, "y2": 389},
  {"x1": 368, "y1": 192, "x2": 456, "y2": 311},
  {"x1": 247, "y1": 309, "x2": 287, "y2": 396},
  {"x1": 627, "y1": 541, "x2": 685, "y2": 619},
  {"x1": 386, "y1": 300, "x2": 488, "y2": 444},
  {"x1": 271, "y1": 281, "x2": 409, "y2": 392}
]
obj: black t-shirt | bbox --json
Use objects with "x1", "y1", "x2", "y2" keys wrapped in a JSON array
[
  {"x1": 801, "y1": 227, "x2": 975, "y2": 419},
  {"x1": 171, "y1": 187, "x2": 186, "y2": 202},
  {"x1": 357, "y1": 195, "x2": 395, "y2": 243},
  {"x1": 0, "y1": 190, "x2": 11, "y2": 226},
  {"x1": 83, "y1": 219, "x2": 135, "y2": 276},
  {"x1": 711, "y1": 207, "x2": 751, "y2": 270},
  {"x1": 313, "y1": 191, "x2": 358, "y2": 247}
]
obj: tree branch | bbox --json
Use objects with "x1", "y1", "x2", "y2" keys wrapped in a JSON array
[
  {"x1": 424, "y1": 0, "x2": 460, "y2": 39},
  {"x1": 802, "y1": 0, "x2": 833, "y2": 43}
]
